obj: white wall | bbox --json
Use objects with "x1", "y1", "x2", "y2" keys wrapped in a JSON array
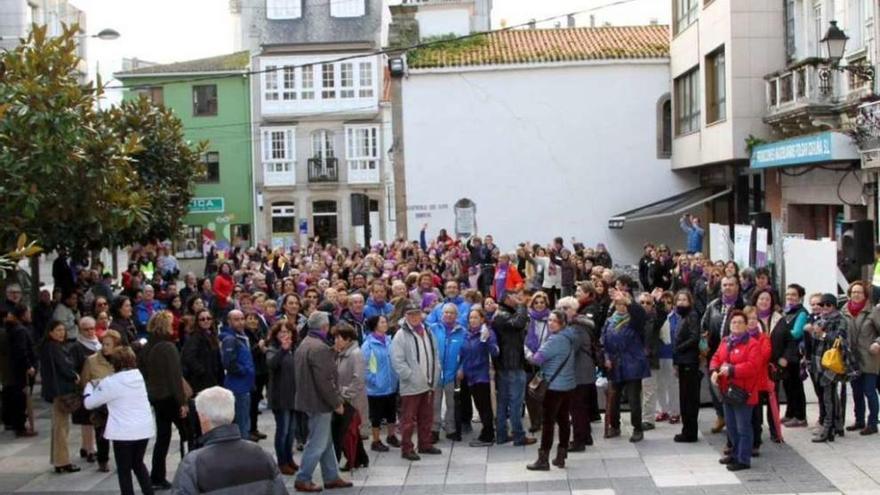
[
  {"x1": 402, "y1": 62, "x2": 697, "y2": 264},
  {"x1": 416, "y1": 8, "x2": 472, "y2": 38}
]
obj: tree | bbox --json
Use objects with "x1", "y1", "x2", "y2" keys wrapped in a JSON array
[
  {"x1": 0, "y1": 24, "x2": 148, "y2": 258},
  {"x1": 104, "y1": 97, "x2": 206, "y2": 245}
]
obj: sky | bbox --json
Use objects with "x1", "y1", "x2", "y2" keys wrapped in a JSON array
[{"x1": 70, "y1": 0, "x2": 670, "y2": 100}]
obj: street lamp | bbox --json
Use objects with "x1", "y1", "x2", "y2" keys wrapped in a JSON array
[
  {"x1": 91, "y1": 28, "x2": 120, "y2": 41},
  {"x1": 818, "y1": 20, "x2": 875, "y2": 94}
]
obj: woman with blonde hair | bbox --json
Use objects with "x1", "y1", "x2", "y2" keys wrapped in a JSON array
[{"x1": 140, "y1": 311, "x2": 188, "y2": 491}]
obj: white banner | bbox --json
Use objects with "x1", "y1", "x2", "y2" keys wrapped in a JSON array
[
  {"x1": 709, "y1": 223, "x2": 733, "y2": 261},
  {"x1": 755, "y1": 228, "x2": 769, "y2": 267},
  {"x1": 783, "y1": 238, "x2": 838, "y2": 297},
  {"x1": 734, "y1": 224, "x2": 752, "y2": 268}
]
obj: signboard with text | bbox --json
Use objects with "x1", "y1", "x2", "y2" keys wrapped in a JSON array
[
  {"x1": 750, "y1": 132, "x2": 858, "y2": 169},
  {"x1": 189, "y1": 197, "x2": 225, "y2": 214}
]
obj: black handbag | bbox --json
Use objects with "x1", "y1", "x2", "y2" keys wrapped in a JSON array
[
  {"x1": 527, "y1": 339, "x2": 573, "y2": 403},
  {"x1": 722, "y1": 384, "x2": 749, "y2": 405}
]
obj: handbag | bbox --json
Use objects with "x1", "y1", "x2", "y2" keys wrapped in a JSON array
[
  {"x1": 528, "y1": 340, "x2": 573, "y2": 403},
  {"x1": 821, "y1": 337, "x2": 846, "y2": 375},
  {"x1": 58, "y1": 393, "x2": 83, "y2": 414},
  {"x1": 722, "y1": 383, "x2": 749, "y2": 405}
]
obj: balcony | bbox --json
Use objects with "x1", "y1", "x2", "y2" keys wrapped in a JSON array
[
  {"x1": 308, "y1": 157, "x2": 339, "y2": 183},
  {"x1": 347, "y1": 159, "x2": 381, "y2": 184},
  {"x1": 764, "y1": 59, "x2": 836, "y2": 133}
]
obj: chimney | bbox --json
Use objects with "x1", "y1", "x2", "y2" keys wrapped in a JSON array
[
  {"x1": 567, "y1": 14, "x2": 576, "y2": 28},
  {"x1": 528, "y1": 19, "x2": 536, "y2": 30},
  {"x1": 589, "y1": 14, "x2": 595, "y2": 28}
]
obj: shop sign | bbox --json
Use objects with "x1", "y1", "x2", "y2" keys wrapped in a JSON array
[
  {"x1": 189, "y1": 197, "x2": 225, "y2": 214},
  {"x1": 751, "y1": 132, "x2": 858, "y2": 169}
]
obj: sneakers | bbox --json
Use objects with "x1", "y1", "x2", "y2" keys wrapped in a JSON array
[
  {"x1": 386, "y1": 435, "x2": 401, "y2": 448},
  {"x1": 371, "y1": 441, "x2": 390, "y2": 452}
]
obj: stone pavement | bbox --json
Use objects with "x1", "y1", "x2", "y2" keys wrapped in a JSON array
[{"x1": 1, "y1": 395, "x2": 878, "y2": 495}]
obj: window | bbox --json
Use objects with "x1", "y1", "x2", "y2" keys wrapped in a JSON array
[
  {"x1": 261, "y1": 127, "x2": 295, "y2": 183},
  {"x1": 674, "y1": 0, "x2": 698, "y2": 34},
  {"x1": 656, "y1": 94, "x2": 672, "y2": 158},
  {"x1": 282, "y1": 66, "x2": 296, "y2": 100},
  {"x1": 301, "y1": 65, "x2": 315, "y2": 100},
  {"x1": 175, "y1": 225, "x2": 203, "y2": 259},
  {"x1": 231, "y1": 224, "x2": 251, "y2": 245},
  {"x1": 340, "y1": 63, "x2": 355, "y2": 98},
  {"x1": 199, "y1": 151, "x2": 220, "y2": 183},
  {"x1": 674, "y1": 67, "x2": 700, "y2": 135},
  {"x1": 346, "y1": 126, "x2": 379, "y2": 178},
  {"x1": 812, "y1": 2, "x2": 823, "y2": 57},
  {"x1": 313, "y1": 201, "x2": 337, "y2": 214},
  {"x1": 265, "y1": 66, "x2": 279, "y2": 101},
  {"x1": 267, "y1": 0, "x2": 301, "y2": 19},
  {"x1": 359, "y1": 62, "x2": 374, "y2": 98},
  {"x1": 784, "y1": 0, "x2": 796, "y2": 60},
  {"x1": 271, "y1": 203, "x2": 296, "y2": 233},
  {"x1": 706, "y1": 46, "x2": 726, "y2": 124},
  {"x1": 322, "y1": 64, "x2": 336, "y2": 99},
  {"x1": 311, "y1": 130, "x2": 335, "y2": 158},
  {"x1": 330, "y1": 0, "x2": 364, "y2": 17},
  {"x1": 135, "y1": 86, "x2": 164, "y2": 106},
  {"x1": 192, "y1": 85, "x2": 218, "y2": 116}
]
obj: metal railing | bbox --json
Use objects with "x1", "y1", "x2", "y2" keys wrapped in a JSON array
[{"x1": 308, "y1": 157, "x2": 339, "y2": 183}]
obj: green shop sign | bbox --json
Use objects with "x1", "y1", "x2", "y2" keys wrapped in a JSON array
[{"x1": 189, "y1": 197, "x2": 225, "y2": 214}]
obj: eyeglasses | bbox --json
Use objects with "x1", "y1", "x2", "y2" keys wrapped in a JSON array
[{"x1": 820, "y1": 302, "x2": 835, "y2": 307}]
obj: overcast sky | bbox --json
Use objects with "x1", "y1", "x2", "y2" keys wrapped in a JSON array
[{"x1": 71, "y1": 0, "x2": 670, "y2": 95}]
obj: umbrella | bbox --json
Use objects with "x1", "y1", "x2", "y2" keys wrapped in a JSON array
[
  {"x1": 768, "y1": 387, "x2": 784, "y2": 443},
  {"x1": 342, "y1": 406, "x2": 363, "y2": 468}
]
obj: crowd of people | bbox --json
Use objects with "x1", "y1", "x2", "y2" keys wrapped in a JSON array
[{"x1": 1, "y1": 217, "x2": 879, "y2": 493}]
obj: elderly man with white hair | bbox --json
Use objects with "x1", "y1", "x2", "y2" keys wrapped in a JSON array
[
  {"x1": 429, "y1": 302, "x2": 466, "y2": 443},
  {"x1": 293, "y1": 311, "x2": 352, "y2": 492},
  {"x1": 171, "y1": 386, "x2": 288, "y2": 495}
]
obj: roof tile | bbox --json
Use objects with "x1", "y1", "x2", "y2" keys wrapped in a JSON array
[
  {"x1": 116, "y1": 51, "x2": 250, "y2": 76},
  {"x1": 408, "y1": 25, "x2": 669, "y2": 69}
]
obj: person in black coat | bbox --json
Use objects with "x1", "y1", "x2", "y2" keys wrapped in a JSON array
[
  {"x1": 491, "y1": 291, "x2": 536, "y2": 446},
  {"x1": 671, "y1": 290, "x2": 702, "y2": 443},
  {"x1": 181, "y1": 309, "x2": 224, "y2": 395},
  {"x1": 3, "y1": 304, "x2": 37, "y2": 436},
  {"x1": 40, "y1": 321, "x2": 81, "y2": 473}
]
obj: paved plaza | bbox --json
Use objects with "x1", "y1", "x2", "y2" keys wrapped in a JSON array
[{"x1": 1, "y1": 393, "x2": 879, "y2": 495}]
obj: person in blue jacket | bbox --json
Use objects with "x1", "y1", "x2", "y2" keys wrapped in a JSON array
[
  {"x1": 220, "y1": 309, "x2": 256, "y2": 439},
  {"x1": 680, "y1": 214, "x2": 704, "y2": 254},
  {"x1": 601, "y1": 289, "x2": 649, "y2": 443},
  {"x1": 362, "y1": 315, "x2": 400, "y2": 452},
  {"x1": 458, "y1": 308, "x2": 499, "y2": 447},
  {"x1": 426, "y1": 280, "x2": 470, "y2": 328},
  {"x1": 364, "y1": 281, "x2": 394, "y2": 320},
  {"x1": 134, "y1": 284, "x2": 165, "y2": 336},
  {"x1": 429, "y1": 303, "x2": 466, "y2": 442},
  {"x1": 526, "y1": 309, "x2": 576, "y2": 471}
]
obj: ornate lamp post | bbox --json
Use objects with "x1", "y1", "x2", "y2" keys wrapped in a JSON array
[{"x1": 818, "y1": 21, "x2": 875, "y2": 94}]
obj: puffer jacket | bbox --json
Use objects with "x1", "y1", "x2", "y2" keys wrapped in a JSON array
[
  {"x1": 672, "y1": 308, "x2": 702, "y2": 366},
  {"x1": 430, "y1": 321, "x2": 466, "y2": 386},
  {"x1": 569, "y1": 315, "x2": 595, "y2": 385},
  {"x1": 390, "y1": 321, "x2": 441, "y2": 396},
  {"x1": 171, "y1": 423, "x2": 287, "y2": 495},
  {"x1": 425, "y1": 297, "x2": 471, "y2": 328},
  {"x1": 362, "y1": 332, "x2": 398, "y2": 396},
  {"x1": 534, "y1": 327, "x2": 577, "y2": 391},
  {"x1": 709, "y1": 334, "x2": 763, "y2": 406},
  {"x1": 460, "y1": 325, "x2": 499, "y2": 386},
  {"x1": 220, "y1": 328, "x2": 256, "y2": 395},
  {"x1": 601, "y1": 302, "x2": 650, "y2": 383}
]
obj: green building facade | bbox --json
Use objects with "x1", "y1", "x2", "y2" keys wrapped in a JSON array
[{"x1": 116, "y1": 52, "x2": 253, "y2": 259}]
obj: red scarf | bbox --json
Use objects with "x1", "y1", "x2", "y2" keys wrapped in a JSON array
[{"x1": 847, "y1": 299, "x2": 867, "y2": 316}]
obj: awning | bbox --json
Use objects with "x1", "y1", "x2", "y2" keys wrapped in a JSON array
[{"x1": 608, "y1": 187, "x2": 731, "y2": 229}]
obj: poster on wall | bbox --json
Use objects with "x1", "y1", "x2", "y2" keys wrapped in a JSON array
[
  {"x1": 709, "y1": 223, "x2": 732, "y2": 261},
  {"x1": 783, "y1": 238, "x2": 837, "y2": 297},
  {"x1": 755, "y1": 228, "x2": 769, "y2": 267},
  {"x1": 454, "y1": 198, "x2": 477, "y2": 238},
  {"x1": 733, "y1": 224, "x2": 752, "y2": 268}
]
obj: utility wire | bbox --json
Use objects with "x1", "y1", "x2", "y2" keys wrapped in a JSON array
[{"x1": 105, "y1": 0, "x2": 643, "y2": 91}]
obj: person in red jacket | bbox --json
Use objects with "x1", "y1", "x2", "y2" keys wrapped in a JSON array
[
  {"x1": 490, "y1": 253, "x2": 524, "y2": 301},
  {"x1": 710, "y1": 310, "x2": 762, "y2": 472},
  {"x1": 213, "y1": 262, "x2": 235, "y2": 320},
  {"x1": 744, "y1": 306, "x2": 775, "y2": 452}
]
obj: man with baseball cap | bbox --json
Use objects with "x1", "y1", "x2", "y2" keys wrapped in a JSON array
[{"x1": 391, "y1": 302, "x2": 441, "y2": 461}]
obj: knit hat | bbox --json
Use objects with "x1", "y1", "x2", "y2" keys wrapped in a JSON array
[{"x1": 819, "y1": 293, "x2": 838, "y2": 307}]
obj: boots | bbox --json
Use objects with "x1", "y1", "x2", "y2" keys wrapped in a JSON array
[
  {"x1": 711, "y1": 416, "x2": 726, "y2": 434},
  {"x1": 526, "y1": 449, "x2": 550, "y2": 471},
  {"x1": 812, "y1": 428, "x2": 835, "y2": 443},
  {"x1": 551, "y1": 446, "x2": 567, "y2": 468}
]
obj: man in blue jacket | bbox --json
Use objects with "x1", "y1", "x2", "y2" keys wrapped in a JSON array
[
  {"x1": 220, "y1": 310, "x2": 256, "y2": 439},
  {"x1": 429, "y1": 304, "x2": 466, "y2": 442},
  {"x1": 364, "y1": 281, "x2": 394, "y2": 320},
  {"x1": 426, "y1": 280, "x2": 470, "y2": 328},
  {"x1": 680, "y1": 214, "x2": 704, "y2": 254}
]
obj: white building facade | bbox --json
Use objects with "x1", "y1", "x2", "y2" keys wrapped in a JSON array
[
  {"x1": 0, "y1": 0, "x2": 88, "y2": 81},
  {"x1": 399, "y1": 25, "x2": 699, "y2": 264}
]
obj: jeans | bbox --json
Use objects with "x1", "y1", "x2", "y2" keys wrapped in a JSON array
[
  {"x1": 150, "y1": 398, "x2": 188, "y2": 484},
  {"x1": 233, "y1": 392, "x2": 251, "y2": 440},
  {"x1": 724, "y1": 403, "x2": 754, "y2": 467},
  {"x1": 273, "y1": 409, "x2": 297, "y2": 466},
  {"x1": 114, "y1": 439, "x2": 153, "y2": 495},
  {"x1": 852, "y1": 373, "x2": 879, "y2": 428},
  {"x1": 641, "y1": 374, "x2": 657, "y2": 425},
  {"x1": 540, "y1": 389, "x2": 572, "y2": 451},
  {"x1": 296, "y1": 412, "x2": 340, "y2": 484},
  {"x1": 495, "y1": 369, "x2": 527, "y2": 442}
]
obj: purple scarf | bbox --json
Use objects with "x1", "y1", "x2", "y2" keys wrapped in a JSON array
[
  {"x1": 372, "y1": 331, "x2": 387, "y2": 344},
  {"x1": 525, "y1": 309, "x2": 550, "y2": 352},
  {"x1": 411, "y1": 324, "x2": 425, "y2": 336},
  {"x1": 757, "y1": 308, "x2": 773, "y2": 321},
  {"x1": 721, "y1": 293, "x2": 738, "y2": 307},
  {"x1": 728, "y1": 332, "x2": 750, "y2": 348},
  {"x1": 494, "y1": 263, "x2": 509, "y2": 300}
]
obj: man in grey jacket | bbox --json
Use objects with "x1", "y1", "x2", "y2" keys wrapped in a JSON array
[
  {"x1": 293, "y1": 312, "x2": 352, "y2": 492},
  {"x1": 391, "y1": 302, "x2": 442, "y2": 461},
  {"x1": 172, "y1": 387, "x2": 288, "y2": 495}
]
